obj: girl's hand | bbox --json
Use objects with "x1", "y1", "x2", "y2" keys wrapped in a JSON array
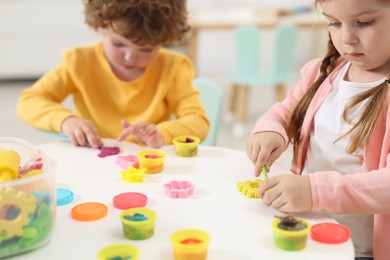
[
  {"x1": 246, "y1": 132, "x2": 285, "y2": 177},
  {"x1": 61, "y1": 116, "x2": 103, "y2": 149},
  {"x1": 118, "y1": 119, "x2": 164, "y2": 148},
  {"x1": 258, "y1": 174, "x2": 312, "y2": 213}
]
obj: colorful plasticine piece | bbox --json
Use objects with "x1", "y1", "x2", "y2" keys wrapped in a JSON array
[
  {"x1": 144, "y1": 154, "x2": 161, "y2": 159},
  {"x1": 20, "y1": 157, "x2": 43, "y2": 177},
  {"x1": 120, "y1": 164, "x2": 147, "y2": 183},
  {"x1": 116, "y1": 154, "x2": 138, "y2": 169},
  {"x1": 21, "y1": 169, "x2": 43, "y2": 179},
  {"x1": 236, "y1": 180, "x2": 263, "y2": 198},
  {"x1": 123, "y1": 213, "x2": 148, "y2": 221},
  {"x1": 98, "y1": 146, "x2": 120, "y2": 158},
  {"x1": 164, "y1": 180, "x2": 195, "y2": 198}
]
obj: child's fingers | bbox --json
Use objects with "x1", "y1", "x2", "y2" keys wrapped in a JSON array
[
  {"x1": 85, "y1": 131, "x2": 102, "y2": 149},
  {"x1": 254, "y1": 149, "x2": 270, "y2": 177},
  {"x1": 132, "y1": 121, "x2": 148, "y2": 133},
  {"x1": 258, "y1": 177, "x2": 280, "y2": 200},
  {"x1": 121, "y1": 119, "x2": 131, "y2": 128},
  {"x1": 247, "y1": 142, "x2": 261, "y2": 164},
  {"x1": 117, "y1": 127, "x2": 132, "y2": 141},
  {"x1": 145, "y1": 132, "x2": 163, "y2": 148},
  {"x1": 81, "y1": 125, "x2": 102, "y2": 148},
  {"x1": 72, "y1": 128, "x2": 88, "y2": 147},
  {"x1": 144, "y1": 124, "x2": 157, "y2": 136},
  {"x1": 68, "y1": 132, "x2": 79, "y2": 147}
]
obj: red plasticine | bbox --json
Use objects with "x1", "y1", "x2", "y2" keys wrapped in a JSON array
[
  {"x1": 145, "y1": 154, "x2": 161, "y2": 159},
  {"x1": 185, "y1": 137, "x2": 194, "y2": 143},
  {"x1": 180, "y1": 238, "x2": 202, "y2": 244},
  {"x1": 98, "y1": 146, "x2": 120, "y2": 158}
]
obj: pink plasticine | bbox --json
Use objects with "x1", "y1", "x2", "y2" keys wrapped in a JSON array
[{"x1": 98, "y1": 146, "x2": 120, "y2": 158}]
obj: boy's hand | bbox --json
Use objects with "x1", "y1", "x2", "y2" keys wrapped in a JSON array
[
  {"x1": 118, "y1": 119, "x2": 163, "y2": 148},
  {"x1": 246, "y1": 132, "x2": 285, "y2": 177},
  {"x1": 258, "y1": 174, "x2": 312, "y2": 213},
  {"x1": 61, "y1": 116, "x2": 103, "y2": 149}
]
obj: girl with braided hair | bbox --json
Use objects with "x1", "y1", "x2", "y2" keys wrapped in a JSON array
[{"x1": 247, "y1": 0, "x2": 390, "y2": 259}]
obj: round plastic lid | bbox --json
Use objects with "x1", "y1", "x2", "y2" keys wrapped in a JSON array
[
  {"x1": 56, "y1": 188, "x2": 74, "y2": 206},
  {"x1": 98, "y1": 243, "x2": 140, "y2": 259},
  {"x1": 113, "y1": 192, "x2": 147, "y2": 210},
  {"x1": 311, "y1": 222, "x2": 351, "y2": 244},
  {"x1": 71, "y1": 202, "x2": 108, "y2": 221}
]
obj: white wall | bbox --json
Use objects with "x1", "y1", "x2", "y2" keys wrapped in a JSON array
[
  {"x1": 0, "y1": 0, "x2": 326, "y2": 79},
  {"x1": 188, "y1": 0, "x2": 313, "y2": 10},
  {"x1": 0, "y1": 0, "x2": 100, "y2": 79}
]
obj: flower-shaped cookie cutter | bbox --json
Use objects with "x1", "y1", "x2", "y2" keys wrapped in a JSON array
[
  {"x1": 237, "y1": 180, "x2": 263, "y2": 198},
  {"x1": 163, "y1": 180, "x2": 195, "y2": 198}
]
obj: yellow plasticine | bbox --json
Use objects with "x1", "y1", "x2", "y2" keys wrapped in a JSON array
[
  {"x1": 0, "y1": 187, "x2": 37, "y2": 237},
  {"x1": 120, "y1": 167, "x2": 146, "y2": 183},
  {"x1": 236, "y1": 180, "x2": 263, "y2": 199},
  {"x1": 21, "y1": 169, "x2": 43, "y2": 179}
]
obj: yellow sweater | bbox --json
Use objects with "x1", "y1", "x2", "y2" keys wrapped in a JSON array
[{"x1": 17, "y1": 43, "x2": 210, "y2": 145}]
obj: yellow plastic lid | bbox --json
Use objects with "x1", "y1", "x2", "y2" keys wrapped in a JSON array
[{"x1": 98, "y1": 243, "x2": 140, "y2": 260}]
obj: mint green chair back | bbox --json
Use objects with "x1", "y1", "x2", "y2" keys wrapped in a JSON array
[
  {"x1": 229, "y1": 24, "x2": 298, "y2": 139},
  {"x1": 193, "y1": 78, "x2": 223, "y2": 146},
  {"x1": 233, "y1": 23, "x2": 298, "y2": 85},
  {"x1": 234, "y1": 25, "x2": 261, "y2": 84},
  {"x1": 271, "y1": 24, "x2": 299, "y2": 83}
]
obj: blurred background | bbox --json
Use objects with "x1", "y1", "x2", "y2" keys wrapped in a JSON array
[{"x1": 0, "y1": 0, "x2": 328, "y2": 167}]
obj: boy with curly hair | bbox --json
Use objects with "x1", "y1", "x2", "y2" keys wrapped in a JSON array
[{"x1": 17, "y1": 0, "x2": 209, "y2": 149}]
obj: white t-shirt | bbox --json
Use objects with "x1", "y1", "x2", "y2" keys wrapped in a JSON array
[{"x1": 303, "y1": 62, "x2": 385, "y2": 257}]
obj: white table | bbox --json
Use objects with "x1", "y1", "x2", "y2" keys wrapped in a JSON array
[{"x1": 13, "y1": 139, "x2": 354, "y2": 259}]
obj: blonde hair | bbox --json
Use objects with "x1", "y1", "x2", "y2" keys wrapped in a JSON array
[
  {"x1": 83, "y1": 0, "x2": 190, "y2": 45},
  {"x1": 288, "y1": 2, "x2": 390, "y2": 156}
]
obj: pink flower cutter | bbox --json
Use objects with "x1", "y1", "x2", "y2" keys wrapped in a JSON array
[
  {"x1": 163, "y1": 180, "x2": 195, "y2": 198},
  {"x1": 116, "y1": 154, "x2": 138, "y2": 169}
]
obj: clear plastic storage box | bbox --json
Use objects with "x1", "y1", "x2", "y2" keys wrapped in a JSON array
[{"x1": 0, "y1": 137, "x2": 55, "y2": 258}]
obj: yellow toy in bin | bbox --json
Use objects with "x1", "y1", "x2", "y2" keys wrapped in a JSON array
[
  {"x1": 0, "y1": 137, "x2": 56, "y2": 258},
  {"x1": 0, "y1": 150, "x2": 21, "y2": 182},
  {"x1": 137, "y1": 150, "x2": 166, "y2": 174},
  {"x1": 172, "y1": 135, "x2": 200, "y2": 157}
]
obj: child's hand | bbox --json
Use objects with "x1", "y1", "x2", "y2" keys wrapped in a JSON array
[
  {"x1": 61, "y1": 116, "x2": 103, "y2": 149},
  {"x1": 246, "y1": 132, "x2": 285, "y2": 177},
  {"x1": 118, "y1": 119, "x2": 164, "y2": 148},
  {"x1": 258, "y1": 174, "x2": 312, "y2": 213}
]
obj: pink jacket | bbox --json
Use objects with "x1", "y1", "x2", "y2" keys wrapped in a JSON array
[{"x1": 252, "y1": 58, "x2": 390, "y2": 260}]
